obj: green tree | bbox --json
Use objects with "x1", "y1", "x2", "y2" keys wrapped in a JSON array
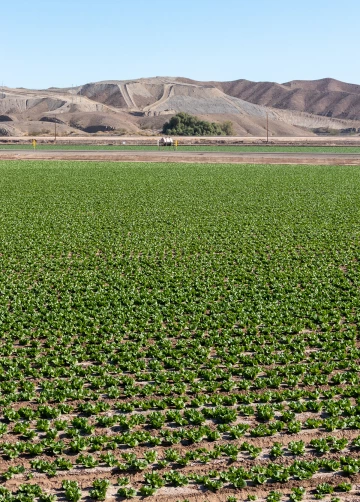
[{"x1": 162, "y1": 113, "x2": 233, "y2": 136}]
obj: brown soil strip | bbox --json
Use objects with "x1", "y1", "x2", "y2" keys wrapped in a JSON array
[{"x1": 0, "y1": 150, "x2": 360, "y2": 165}]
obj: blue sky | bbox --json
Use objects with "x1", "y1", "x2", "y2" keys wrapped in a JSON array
[{"x1": 2, "y1": 0, "x2": 359, "y2": 88}]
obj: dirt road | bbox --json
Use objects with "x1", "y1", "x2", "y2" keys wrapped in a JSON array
[{"x1": 0, "y1": 149, "x2": 359, "y2": 165}]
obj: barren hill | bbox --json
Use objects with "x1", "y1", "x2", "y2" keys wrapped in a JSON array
[
  {"x1": 196, "y1": 77, "x2": 360, "y2": 121},
  {"x1": 1, "y1": 76, "x2": 360, "y2": 137}
]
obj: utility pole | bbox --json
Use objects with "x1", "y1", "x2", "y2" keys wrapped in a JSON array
[
  {"x1": 266, "y1": 113, "x2": 269, "y2": 144},
  {"x1": 54, "y1": 118, "x2": 57, "y2": 143}
]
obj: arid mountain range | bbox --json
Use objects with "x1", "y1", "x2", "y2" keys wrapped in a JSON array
[{"x1": 1, "y1": 77, "x2": 360, "y2": 137}]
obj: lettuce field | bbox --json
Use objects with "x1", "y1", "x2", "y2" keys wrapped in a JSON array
[{"x1": 0, "y1": 161, "x2": 360, "y2": 502}]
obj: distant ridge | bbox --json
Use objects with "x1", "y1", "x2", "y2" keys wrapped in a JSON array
[
  {"x1": 0, "y1": 77, "x2": 359, "y2": 137},
  {"x1": 188, "y1": 77, "x2": 360, "y2": 121}
]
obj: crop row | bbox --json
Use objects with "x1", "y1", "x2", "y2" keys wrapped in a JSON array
[{"x1": 3, "y1": 434, "x2": 360, "y2": 474}]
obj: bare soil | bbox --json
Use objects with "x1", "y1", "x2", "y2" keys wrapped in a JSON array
[{"x1": 0, "y1": 149, "x2": 359, "y2": 166}]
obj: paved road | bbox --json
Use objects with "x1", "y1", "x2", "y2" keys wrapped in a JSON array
[{"x1": 1, "y1": 149, "x2": 360, "y2": 165}]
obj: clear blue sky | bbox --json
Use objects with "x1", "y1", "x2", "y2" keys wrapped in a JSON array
[{"x1": 2, "y1": 0, "x2": 359, "y2": 88}]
